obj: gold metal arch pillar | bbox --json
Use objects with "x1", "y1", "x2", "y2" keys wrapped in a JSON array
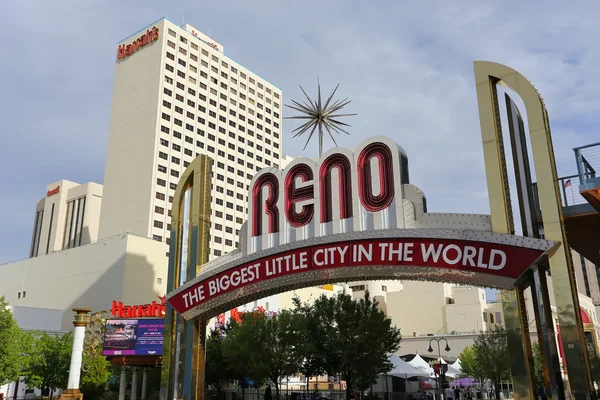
[
  {"x1": 160, "y1": 154, "x2": 213, "y2": 400},
  {"x1": 474, "y1": 61, "x2": 592, "y2": 399}
]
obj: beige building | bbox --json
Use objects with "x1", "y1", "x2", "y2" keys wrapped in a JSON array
[
  {"x1": 384, "y1": 283, "x2": 501, "y2": 337},
  {"x1": 30, "y1": 179, "x2": 102, "y2": 257},
  {"x1": 99, "y1": 18, "x2": 283, "y2": 262},
  {"x1": 0, "y1": 233, "x2": 167, "y2": 330}
]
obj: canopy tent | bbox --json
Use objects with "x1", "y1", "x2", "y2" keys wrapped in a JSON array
[
  {"x1": 447, "y1": 358, "x2": 462, "y2": 377},
  {"x1": 407, "y1": 354, "x2": 435, "y2": 377},
  {"x1": 387, "y1": 355, "x2": 432, "y2": 378}
]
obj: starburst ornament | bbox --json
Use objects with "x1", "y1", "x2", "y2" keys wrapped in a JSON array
[{"x1": 285, "y1": 82, "x2": 356, "y2": 156}]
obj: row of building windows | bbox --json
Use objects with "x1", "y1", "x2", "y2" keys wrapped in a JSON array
[
  {"x1": 164, "y1": 57, "x2": 280, "y2": 116},
  {"x1": 166, "y1": 51, "x2": 281, "y2": 112},
  {"x1": 161, "y1": 76, "x2": 281, "y2": 143},
  {"x1": 166, "y1": 29, "x2": 280, "y2": 100}
]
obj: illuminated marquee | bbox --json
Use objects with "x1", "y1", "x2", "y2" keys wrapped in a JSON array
[
  {"x1": 248, "y1": 136, "x2": 409, "y2": 253},
  {"x1": 117, "y1": 27, "x2": 159, "y2": 60},
  {"x1": 167, "y1": 136, "x2": 557, "y2": 320}
]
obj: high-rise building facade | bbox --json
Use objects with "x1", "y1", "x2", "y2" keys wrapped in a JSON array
[
  {"x1": 99, "y1": 18, "x2": 283, "y2": 259},
  {"x1": 30, "y1": 179, "x2": 103, "y2": 257}
]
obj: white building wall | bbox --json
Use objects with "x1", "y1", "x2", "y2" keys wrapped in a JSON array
[
  {"x1": 0, "y1": 234, "x2": 167, "y2": 331},
  {"x1": 30, "y1": 180, "x2": 102, "y2": 257}
]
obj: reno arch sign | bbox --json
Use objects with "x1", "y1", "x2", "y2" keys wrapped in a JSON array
[
  {"x1": 248, "y1": 136, "x2": 409, "y2": 253},
  {"x1": 167, "y1": 136, "x2": 558, "y2": 320}
]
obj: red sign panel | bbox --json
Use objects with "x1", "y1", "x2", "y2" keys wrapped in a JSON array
[
  {"x1": 47, "y1": 186, "x2": 60, "y2": 197},
  {"x1": 117, "y1": 27, "x2": 159, "y2": 60},
  {"x1": 168, "y1": 238, "x2": 544, "y2": 315}
]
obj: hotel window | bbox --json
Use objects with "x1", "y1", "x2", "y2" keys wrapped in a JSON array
[
  {"x1": 158, "y1": 165, "x2": 167, "y2": 173},
  {"x1": 159, "y1": 152, "x2": 168, "y2": 160},
  {"x1": 171, "y1": 170, "x2": 179, "y2": 178},
  {"x1": 161, "y1": 113, "x2": 170, "y2": 121},
  {"x1": 179, "y1": 48, "x2": 187, "y2": 56},
  {"x1": 225, "y1": 239, "x2": 233, "y2": 246},
  {"x1": 214, "y1": 236, "x2": 222, "y2": 244},
  {"x1": 166, "y1": 64, "x2": 174, "y2": 72},
  {"x1": 178, "y1": 59, "x2": 186, "y2": 67},
  {"x1": 155, "y1": 206, "x2": 165, "y2": 215},
  {"x1": 167, "y1": 40, "x2": 176, "y2": 49},
  {"x1": 170, "y1": 182, "x2": 177, "y2": 190},
  {"x1": 176, "y1": 82, "x2": 184, "y2": 90},
  {"x1": 214, "y1": 250, "x2": 222, "y2": 256},
  {"x1": 168, "y1": 29, "x2": 176, "y2": 37},
  {"x1": 191, "y1": 42, "x2": 198, "y2": 50},
  {"x1": 176, "y1": 94, "x2": 184, "y2": 102},
  {"x1": 153, "y1": 235, "x2": 162, "y2": 242},
  {"x1": 190, "y1": 53, "x2": 198, "y2": 61},
  {"x1": 156, "y1": 192, "x2": 166, "y2": 200},
  {"x1": 171, "y1": 156, "x2": 180, "y2": 165},
  {"x1": 157, "y1": 178, "x2": 166, "y2": 187},
  {"x1": 167, "y1": 52, "x2": 175, "y2": 60},
  {"x1": 164, "y1": 88, "x2": 172, "y2": 97},
  {"x1": 173, "y1": 132, "x2": 182, "y2": 139},
  {"x1": 154, "y1": 220, "x2": 164, "y2": 229},
  {"x1": 177, "y1": 71, "x2": 185, "y2": 78}
]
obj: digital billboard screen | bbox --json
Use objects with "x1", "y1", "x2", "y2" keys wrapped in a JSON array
[{"x1": 102, "y1": 318, "x2": 164, "y2": 356}]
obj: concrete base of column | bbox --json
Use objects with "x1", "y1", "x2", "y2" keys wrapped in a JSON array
[{"x1": 60, "y1": 388, "x2": 83, "y2": 400}]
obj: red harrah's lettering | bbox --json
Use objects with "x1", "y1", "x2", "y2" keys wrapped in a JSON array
[
  {"x1": 46, "y1": 186, "x2": 60, "y2": 197},
  {"x1": 117, "y1": 27, "x2": 159, "y2": 60},
  {"x1": 111, "y1": 296, "x2": 166, "y2": 318}
]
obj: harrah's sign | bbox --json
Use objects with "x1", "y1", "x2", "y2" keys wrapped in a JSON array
[
  {"x1": 247, "y1": 136, "x2": 409, "y2": 254},
  {"x1": 111, "y1": 296, "x2": 166, "y2": 318},
  {"x1": 117, "y1": 27, "x2": 159, "y2": 60}
]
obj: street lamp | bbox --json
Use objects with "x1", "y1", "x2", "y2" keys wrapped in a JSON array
[{"x1": 428, "y1": 337, "x2": 450, "y2": 400}]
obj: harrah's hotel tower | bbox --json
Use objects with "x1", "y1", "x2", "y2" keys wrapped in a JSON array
[{"x1": 99, "y1": 18, "x2": 283, "y2": 259}]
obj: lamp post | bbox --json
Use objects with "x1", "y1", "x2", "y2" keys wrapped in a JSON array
[
  {"x1": 428, "y1": 337, "x2": 450, "y2": 400},
  {"x1": 63, "y1": 308, "x2": 92, "y2": 400}
]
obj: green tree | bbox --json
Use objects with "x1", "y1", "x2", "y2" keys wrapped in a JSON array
[
  {"x1": 81, "y1": 312, "x2": 111, "y2": 400},
  {"x1": 470, "y1": 326, "x2": 510, "y2": 399},
  {"x1": 459, "y1": 345, "x2": 482, "y2": 381},
  {"x1": 0, "y1": 296, "x2": 24, "y2": 385},
  {"x1": 24, "y1": 331, "x2": 73, "y2": 398},
  {"x1": 260, "y1": 310, "x2": 302, "y2": 399},
  {"x1": 292, "y1": 297, "x2": 331, "y2": 393},
  {"x1": 532, "y1": 343, "x2": 544, "y2": 391},
  {"x1": 314, "y1": 291, "x2": 401, "y2": 398},
  {"x1": 206, "y1": 328, "x2": 232, "y2": 395},
  {"x1": 223, "y1": 310, "x2": 301, "y2": 399},
  {"x1": 586, "y1": 345, "x2": 600, "y2": 388},
  {"x1": 223, "y1": 313, "x2": 268, "y2": 391}
]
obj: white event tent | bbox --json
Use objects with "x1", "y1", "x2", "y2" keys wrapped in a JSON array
[
  {"x1": 387, "y1": 355, "x2": 432, "y2": 378},
  {"x1": 407, "y1": 354, "x2": 435, "y2": 377}
]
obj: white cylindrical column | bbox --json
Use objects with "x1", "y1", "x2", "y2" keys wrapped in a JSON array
[
  {"x1": 65, "y1": 308, "x2": 91, "y2": 396},
  {"x1": 131, "y1": 370, "x2": 138, "y2": 400},
  {"x1": 119, "y1": 370, "x2": 127, "y2": 400},
  {"x1": 141, "y1": 370, "x2": 148, "y2": 400}
]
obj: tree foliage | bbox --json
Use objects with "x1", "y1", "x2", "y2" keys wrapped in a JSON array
[
  {"x1": 293, "y1": 291, "x2": 401, "y2": 397},
  {"x1": 459, "y1": 326, "x2": 510, "y2": 398},
  {"x1": 532, "y1": 343, "x2": 544, "y2": 391},
  {"x1": 81, "y1": 312, "x2": 111, "y2": 400},
  {"x1": 23, "y1": 331, "x2": 73, "y2": 394},
  {"x1": 206, "y1": 328, "x2": 232, "y2": 393},
  {"x1": 0, "y1": 297, "x2": 25, "y2": 385},
  {"x1": 209, "y1": 290, "x2": 401, "y2": 399}
]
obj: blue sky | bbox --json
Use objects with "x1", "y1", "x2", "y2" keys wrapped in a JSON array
[{"x1": 0, "y1": 1, "x2": 599, "y2": 264}]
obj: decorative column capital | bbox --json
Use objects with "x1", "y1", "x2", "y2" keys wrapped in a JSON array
[{"x1": 72, "y1": 308, "x2": 92, "y2": 327}]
